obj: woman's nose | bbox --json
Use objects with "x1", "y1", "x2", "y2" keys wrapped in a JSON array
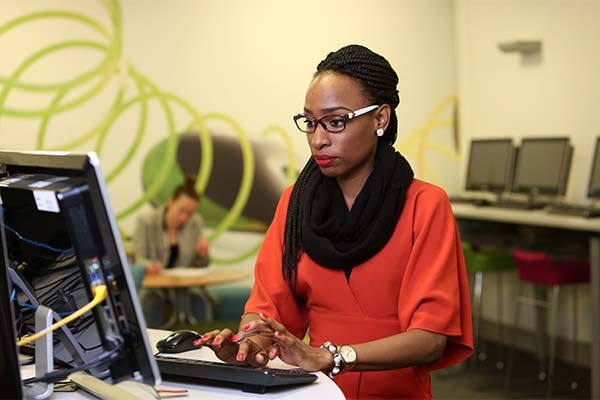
[{"x1": 310, "y1": 124, "x2": 331, "y2": 149}]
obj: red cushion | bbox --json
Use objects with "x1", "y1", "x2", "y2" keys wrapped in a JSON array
[{"x1": 512, "y1": 248, "x2": 590, "y2": 285}]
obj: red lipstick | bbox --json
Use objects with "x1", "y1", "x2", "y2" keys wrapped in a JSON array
[{"x1": 314, "y1": 156, "x2": 336, "y2": 168}]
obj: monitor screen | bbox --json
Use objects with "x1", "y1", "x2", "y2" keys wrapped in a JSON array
[
  {"x1": 588, "y1": 137, "x2": 600, "y2": 198},
  {"x1": 0, "y1": 151, "x2": 160, "y2": 387},
  {"x1": 465, "y1": 139, "x2": 515, "y2": 192},
  {"x1": 512, "y1": 137, "x2": 572, "y2": 196}
]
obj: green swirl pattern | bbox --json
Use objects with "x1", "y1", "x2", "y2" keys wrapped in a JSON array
[{"x1": 0, "y1": 0, "x2": 297, "y2": 264}]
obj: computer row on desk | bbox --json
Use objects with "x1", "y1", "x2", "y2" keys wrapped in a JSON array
[
  {"x1": 450, "y1": 196, "x2": 600, "y2": 218},
  {"x1": 451, "y1": 136, "x2": 600, "y2": 218}
]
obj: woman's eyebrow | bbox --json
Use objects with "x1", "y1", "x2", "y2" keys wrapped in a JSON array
[{"x1": 303, "y1": 106, "x2": 352, "y2": 114}]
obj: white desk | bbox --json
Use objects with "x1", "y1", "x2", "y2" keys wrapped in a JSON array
[
  {"x1": 20, "y1": 329, "x2": 345, "y2": 400},
  {"x1": 452, "y1": 203, "x2": 600, "y2": 397}
]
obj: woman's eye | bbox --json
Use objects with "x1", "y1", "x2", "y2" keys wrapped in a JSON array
[
  {"x1": 328, "y1": 117, "x2": 345, "y2": 128},
  {"x1": 305, "y1": 119, "x2": 316, "y2": 128}
]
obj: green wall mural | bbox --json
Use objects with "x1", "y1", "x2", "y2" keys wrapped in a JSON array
[
  {"x1": 0, "y1": 1, "x2": 459, "y2": 265},
  {"x1": 0, "y1": 0, "x2": 297, "y2": 264}
]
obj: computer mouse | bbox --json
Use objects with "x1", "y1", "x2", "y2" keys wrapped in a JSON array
[{"x1": 156, "y1": 330, "x2": 202, "y2": 354}]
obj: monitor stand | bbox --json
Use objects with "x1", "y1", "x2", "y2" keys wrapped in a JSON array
[{"x1": 22, "y1": 306, "x2": 58, "y2": 399}]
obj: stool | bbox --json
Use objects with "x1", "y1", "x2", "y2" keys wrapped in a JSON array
[
  {"x1": 505, "y1": 248, "x2": 589, "y2": 398},
  {"x1": 462, "y1": 242, "x2": 515, "y2": 369}
]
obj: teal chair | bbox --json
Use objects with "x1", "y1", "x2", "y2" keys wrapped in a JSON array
[
  {"x1": 206, "y1": 285, "x2": 251, "y2": 321},
  {"x1": 462, "y1": 241, "x2": 515, "y2": 369},
  {"x1": 129, "y1": 263, "x2": 146, "y2": 291}
]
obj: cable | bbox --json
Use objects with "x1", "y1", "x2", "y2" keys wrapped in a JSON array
[
  {"x1": 22, "y1": 342, "x2": 121, "y2": 384},
  {"x1": 16, "y1": 285, "x2": 107, "y2": 347},
  {"x1": 3, "y1": 224, "x2": 73, "y2": 254},
  {"x1": 17, "y1": 300, "x2": 72, "y2": 317}
]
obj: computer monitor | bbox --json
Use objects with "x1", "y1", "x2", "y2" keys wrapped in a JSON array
[
  {"x1": 0, "y1": 217, "x2": 22, "y2": 399},
  {"x1": 465, "y1": 138, "x2": 515, "y2": 192},
  {"x1": 588, "y1": 137, "x2": 600, "y2": 199},
  {"x1": 0, "y1": 150, "x2": 160, "y2": 389},
  {"x1": 512, "y1": 137, "x2": 572, "y2": 196}
]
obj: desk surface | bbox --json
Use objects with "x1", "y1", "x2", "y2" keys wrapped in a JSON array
[
  {"x1": 452, "y1": 203, "x2": 600, "y2": 233},
  {"x1": 143, "y1": 267, "x2": 251, "y2": 289},
  {"x1": 20, "y1": 329, "x2": 344, "y2": 399}
]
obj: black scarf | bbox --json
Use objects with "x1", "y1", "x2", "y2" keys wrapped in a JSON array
[{"x1": 300, "y1": 145, "x2": 414, "y2": 277}]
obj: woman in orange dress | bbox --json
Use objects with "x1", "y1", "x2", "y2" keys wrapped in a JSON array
[{"x1": 199, "y1": 44, "x2": 473, "y2": 399}]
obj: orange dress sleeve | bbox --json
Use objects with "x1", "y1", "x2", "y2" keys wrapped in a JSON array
[
  {"x1": 243, "y1": 187, "x2": 308, "y2": 339},
  {"x1": 398, "y1": 186, "x2": 474, "y2": 370}
]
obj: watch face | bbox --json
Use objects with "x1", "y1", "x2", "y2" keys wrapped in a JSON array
[{"x1": 339, "y1": 345, "x2": 357, "y2": 363}]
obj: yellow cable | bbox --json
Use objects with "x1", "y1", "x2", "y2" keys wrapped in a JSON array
[{"x1": 17, "y1": 285, "x2": 108, "y2": 347}]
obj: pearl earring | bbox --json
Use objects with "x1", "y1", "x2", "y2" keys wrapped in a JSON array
[{"x1": 376, "y1": 128, "x2": 384, "y2": 137}]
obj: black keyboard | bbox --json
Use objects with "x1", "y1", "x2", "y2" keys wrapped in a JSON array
[
  {"x1": 546, "y1": 204, "x2": 600, "y2": 218},
  {"x1": 155, "y1": 355, "x2": 318, "y2": 394},
  {"x1": 491, "y1": 200, "x2": 546, "y2": 210}
]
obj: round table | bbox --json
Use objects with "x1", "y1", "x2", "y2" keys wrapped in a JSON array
[{"x1": 142, "y1": 267, "x2": 251, "y2": 328}]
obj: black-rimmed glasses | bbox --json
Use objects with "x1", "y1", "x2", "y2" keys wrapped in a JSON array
[{"x1": 293, "y1": 104, "x2": 380, "y2": 134}]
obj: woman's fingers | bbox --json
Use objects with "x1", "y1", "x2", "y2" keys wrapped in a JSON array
[
  {"x1": 254, "y1": 351, "x2": 269, "y2": 366},
  {"x1": 267, "y1": 345, "x2": 279, "y2": 360},
  {"x1": 273, "y1": 330, "x2": 295, "y2": 346},
  {"x1": 211, "y1": 328, "x2": 233, "y2": 348},
  {"x1": 235, "y1": 338, "x2": 252, "y2": 362},
  {"x1": 231, "y1": 319, "x2": 275, "y2": 343},
  {"x1": 235, "y1": 339, "x2": 269, "y2": 367},
  {"x1": 259, "y1": 313, "x2": 288, "y2": 334},
  {"x1": 196, "y1": 328, "x2": 233, "y2": 347}
]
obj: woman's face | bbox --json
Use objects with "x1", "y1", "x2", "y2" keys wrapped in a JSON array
[
  {"x1": 303, "y1": 72, "x2": 382, "y2": 182},
  {"x1": 165, "y1": 194, "x2": 199, "y2": 230}
]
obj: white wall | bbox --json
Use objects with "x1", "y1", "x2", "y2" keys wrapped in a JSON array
[
  {"x1": 456, "y1": 0, "x2": 600, "y2": 343},
  {"x1": 456, "y1": 0, "x2": 600, "y2": 200}
]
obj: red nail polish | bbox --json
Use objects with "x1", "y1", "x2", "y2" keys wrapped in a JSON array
[
  {"x1": 202, "y1": 334, "x2": 210, "y2": 340},
  {"x1": 242, "y1": 324, "x2": 250, "y2": 331},
  {"x1": 231, "y1": 334, "x2": 239, "y2": 342},
  {"x1": 214, "y1": 337, "x2": 222, "y2": 345},
  {"x1": 274, "y1": 331, "x2": 282, "y2": 337},
  {"x1": 236, "y1": 353, "x2": 245, "y2": 361},
  {"x1": 193, "y1": 339, "x2": 202, "y2": 346}
]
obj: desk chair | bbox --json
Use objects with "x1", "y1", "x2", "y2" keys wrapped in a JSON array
[
  {"x1": 505, "y1": 248, "x2": 589, "y2": 398},
  {"x1": 462, "y1": 242, "x2": 515, "y2": 369}
]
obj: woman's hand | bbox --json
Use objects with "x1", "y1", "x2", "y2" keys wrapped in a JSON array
[
  {"x1": 195, "y1": 236, "x2": 209, "y2": 258},
  {"x1": 234, "y1": 314, "x2": 333, "y2": 373},
  {"x1": 146, "y1": 261, "x2": 163, "y2": 275},
  {"x1": 197, "y1": 328, "x2": 272, "y2": 367}
]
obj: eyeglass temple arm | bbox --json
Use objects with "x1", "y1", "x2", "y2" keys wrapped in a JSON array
[{"x1": 347, "y1": 105, "x2": 380, "y2": 120}]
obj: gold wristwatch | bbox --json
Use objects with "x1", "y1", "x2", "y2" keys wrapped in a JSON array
[
  {"x1": 338, "y1": 344, "x2": 357, "y2": 371},
  {"x1": 321, "y1": 342, "x2": 357, "y2": 378}
]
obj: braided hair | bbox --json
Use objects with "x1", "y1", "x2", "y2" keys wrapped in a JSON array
[{"x1": 282, "y1": 44, "x2": 400, "y2": 291}]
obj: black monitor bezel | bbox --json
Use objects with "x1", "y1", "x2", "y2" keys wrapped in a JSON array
[
  {"x1": 0, "y1": 208, "x2": 23, "y2": 399},
  {"x1": 587, "y1": 136, "x2": 600, "y2": 199},
  {"x1": 465, "y1": 138, "x2": 515, "y2": 192},
  {"x1": 512, "y1": 137, "x2": 572, "y2": 196},
  {"x1": 0, "y1": 150, "x2": 160, "y2": 386}
]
